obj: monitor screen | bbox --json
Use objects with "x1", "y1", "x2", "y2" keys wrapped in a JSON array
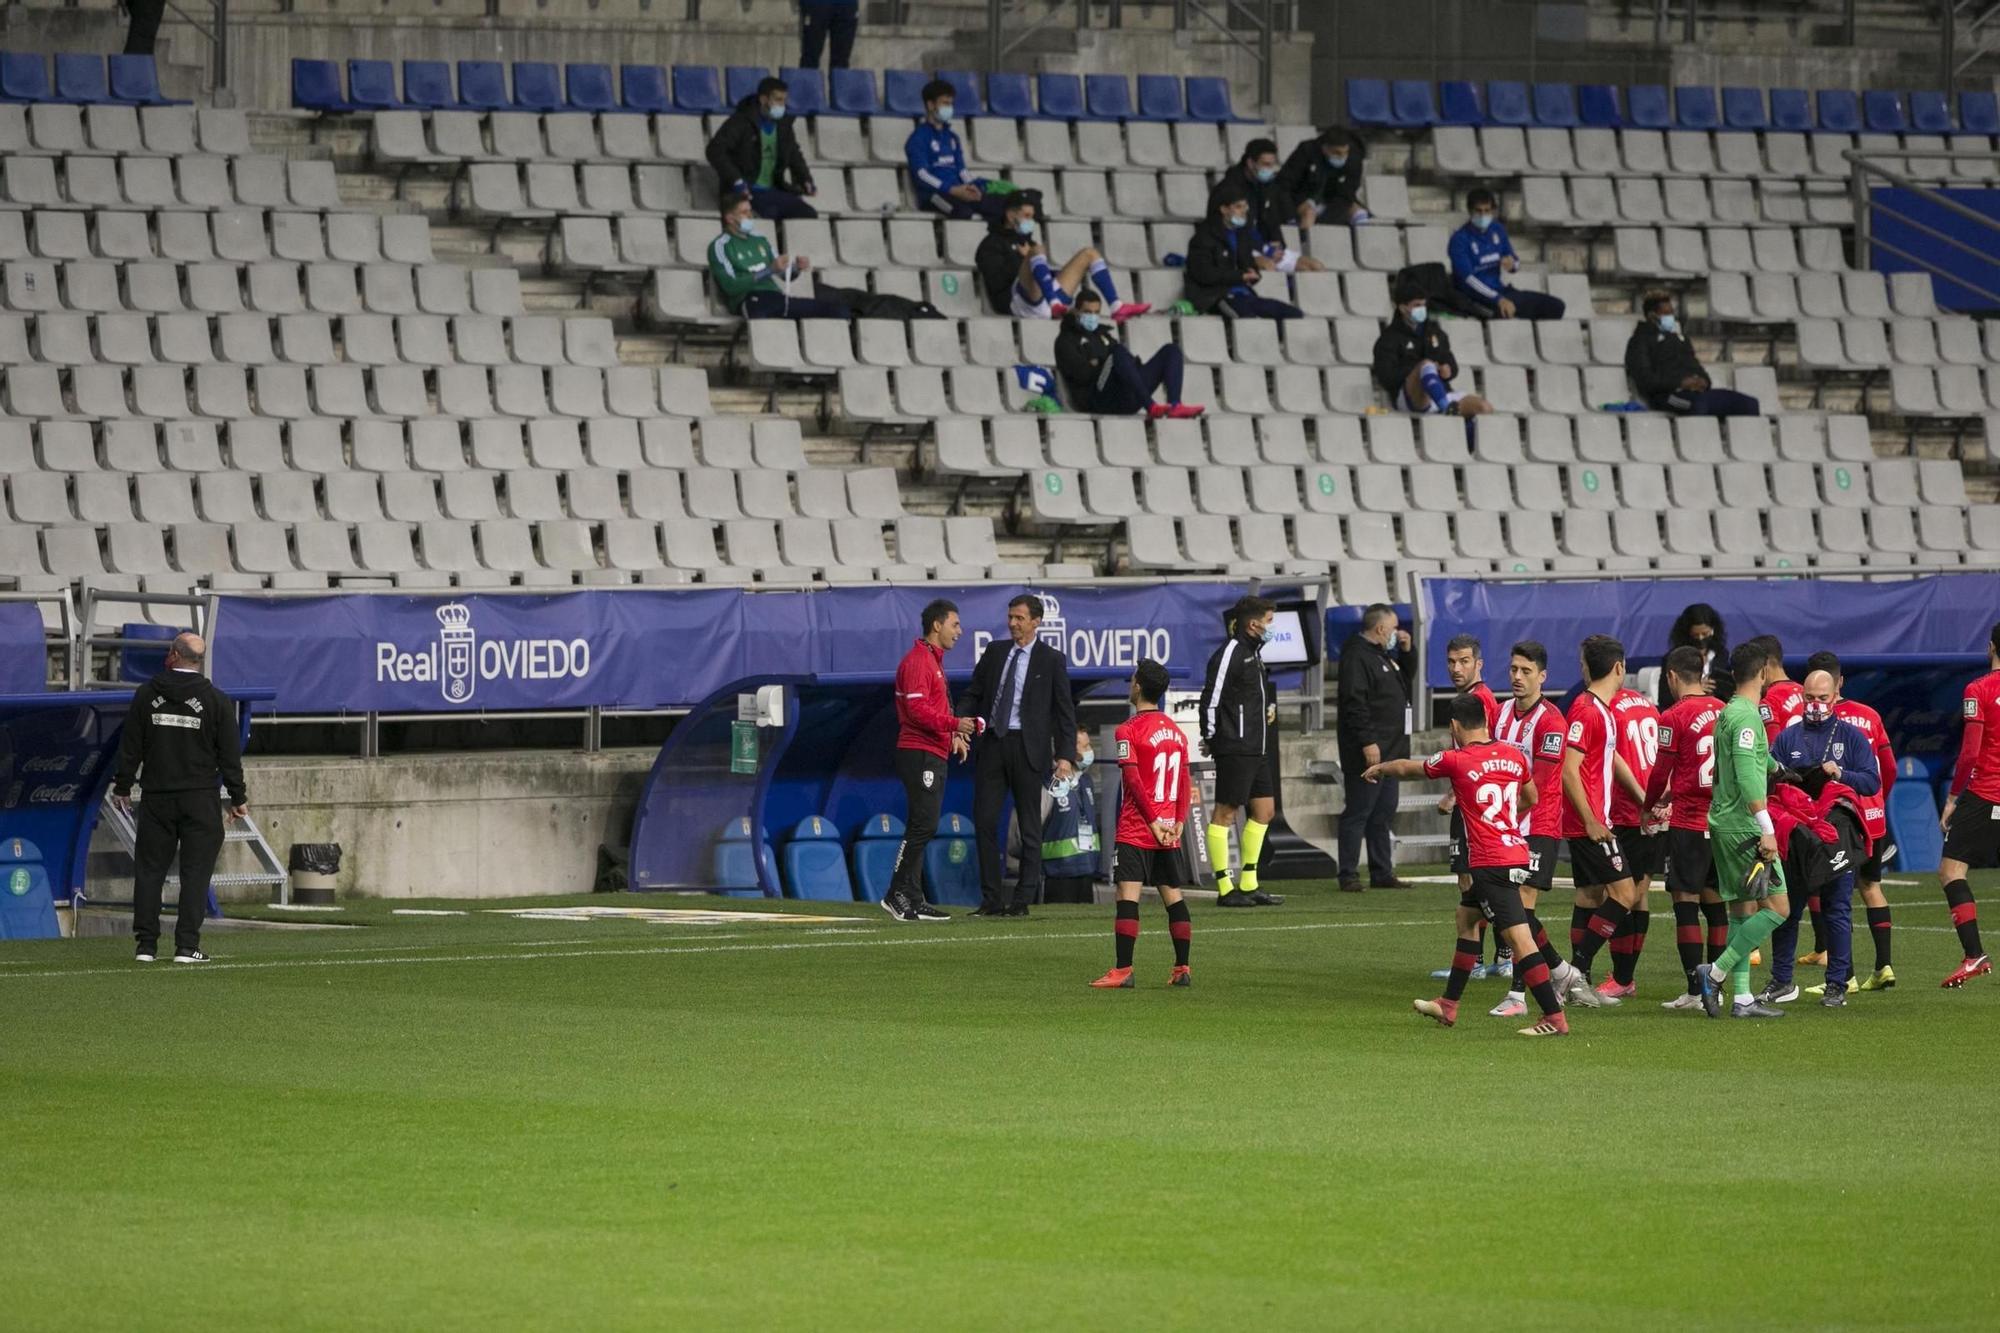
[{"x1": 1260, "y1": 610, "x2": 1310, "y2": 665}]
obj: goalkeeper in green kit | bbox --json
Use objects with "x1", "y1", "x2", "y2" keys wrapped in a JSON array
[{"x1": 1693, "y1": 640, "x2": 1791, "y2": 1019}]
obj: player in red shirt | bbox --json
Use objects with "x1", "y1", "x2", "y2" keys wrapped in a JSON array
[
  {"x1": 1645, "y1": 646, "x2": 1728, "y2": 1010},
  {"x1": 1090, "y1": 660, "x2": 1196, "y2": 989},
  {"x1": 1436, "y1": 634, "x2": 1507, "y2": 976},
  {"x1": 1803, "y1": 650, "x2": 1898, "y2": 990},
  {"x1": 1751, "y1": 634, "x2": 1804, "y2": 745},
  {"x1": 1558, "y1": 634, "x2": 1645, "y2": 1005},
  {"x1": 1592, "y1": 684, "x2": 1662, "y2": 1000},
  {"x1": 1488, "y1": 640, "x2": 1582, "y2": 1017},
  {"x1": 1937, "y1": 622, "x2": 2000, "y2": 989},
  {"x1": 886, "y1": 599, "x2": 979, "y2": 922},
  {"x1": 1364, "y1": 692, "x2": 1572, "y2": 1036}
]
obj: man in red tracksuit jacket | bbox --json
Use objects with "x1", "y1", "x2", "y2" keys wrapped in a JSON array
[{"x1": 887, "y1": 598, "x2": 982, "y2": 922}]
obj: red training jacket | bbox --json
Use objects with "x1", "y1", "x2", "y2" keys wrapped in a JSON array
[{"x1": 895, "y1": 638, "x2": 967, "y2": 758}]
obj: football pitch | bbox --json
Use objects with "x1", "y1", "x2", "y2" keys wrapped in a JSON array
[{"x1": 4, "y1": 875, "x2": 1996, "y2": 1330}]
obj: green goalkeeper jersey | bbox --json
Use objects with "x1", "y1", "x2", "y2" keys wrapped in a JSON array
[{"x1": 1708, "y1": 694, "x2": 1775, "y2": 836}]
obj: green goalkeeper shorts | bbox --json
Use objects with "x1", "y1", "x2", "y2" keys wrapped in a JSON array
[{"x1": 1712, "y1": 830, "x2": 1787, "y2": 904}]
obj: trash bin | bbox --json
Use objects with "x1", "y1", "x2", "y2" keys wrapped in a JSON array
[{"x1": 287, "y1": 844, "x2": 341, "y2": 906}]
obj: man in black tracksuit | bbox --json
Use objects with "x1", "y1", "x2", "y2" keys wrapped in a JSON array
[
  {"x1": 1624, "y1": 289, "x2": 1760, "y2": 416},
  {"x1": 1182, "y1": 181, "x2": 1302, "y2": 320},
  {"x1": 704, "y1": 76, "x2": 818, "y2": 221},
  {"x1": 1201, "y1": 596, "x2": 1283, "y2": 907},
  {"x1": 1372, "y1": 279, "x2": 1491, "y2": 418},
  {"x1": 1277, "y1": 126, "x2": 1368, "y2": 228},
  {"x1": 111, "y1": 633, "x2": 247, "y2": 963},
  {"x1": 1337, "y1": 605, "x2": 1415, "y2": 891}
]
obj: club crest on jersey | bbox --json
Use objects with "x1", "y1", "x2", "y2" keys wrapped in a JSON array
[
  {"x1": 1566, "y1": 721, "x2": 1584, "y2": 744},
  {"x1": 1538, "y1": 732, "x2": 1564, "y2": 758}
]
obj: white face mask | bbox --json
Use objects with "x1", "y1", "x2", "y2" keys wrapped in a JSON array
[{"x1": 1078, "y1": 750, "x2": 1094, "y2": 770}]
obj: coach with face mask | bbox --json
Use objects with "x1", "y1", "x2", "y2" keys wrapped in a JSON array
[
  {"x1": 1336, "y1": 605, "x2": 1416, "y2": 892},
  {"x1": 1625, "y1": 290, "x2": 1760, "y2": 416}
]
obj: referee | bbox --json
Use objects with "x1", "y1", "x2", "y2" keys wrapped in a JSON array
[
  {"x1": 1201, "y1": 595, "x2": 1283, "y2": 908},
  {"x1": 109, "y1": 633, "x2": 247, "y2": 964},
  {"x1": 884, "y1": 599, "x2": 976, "y2": 923}
]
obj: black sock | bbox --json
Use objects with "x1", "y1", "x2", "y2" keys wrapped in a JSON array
[
  {"x1": 1674, "y1": 900, "x2": 1704, "y2": 991},
  {"x1": 1807, "y1": 894, "x2": 1827, "y2": 954},
  {"x1": 1569, "y1": 903, "x2": 1591, "y2": 953},
  {"x1": 1866, "y1": 904, "x2": 1893, "y2": 969},
  {"x1": 1573, "y1": 899, "x2": 1631, "y2": 970},
  {"x1": 1519, "y1": 958, "x2": 1562, "y2": 1017},
  {"x1": 1167, "y1": 899, "x2": 1191, "y2": 967},
  {"x1": 1944, "y1": 879, "x2": 1985, "y2": 959},
  {"x1": 1630, "y1": 906, "x2": 1651, "y2": 978},
  {"x1": 1701, "y1": 899, "x2": 1728, "y2": 964},
  {"x1": 1609, "y1": 918, "x2": 1639, "y2": 985},
  {"x1": 1444, "y1": 937, "x2": 1480, "y2": 1002},
  {"x1": 1114, "y1": 900, "x2": 1139, "y2": 970},
  {"x1": 1526, "y1": 912, "x2": 1564, "y2": 974}
]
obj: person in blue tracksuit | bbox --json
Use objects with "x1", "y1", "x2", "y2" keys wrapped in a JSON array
[
  {"x1": 1447, "y1": 188, "x2": 1566, "y2": 321},
  {"x1": 906, "y1": 79, "x2": 1012, "y2": 224}
]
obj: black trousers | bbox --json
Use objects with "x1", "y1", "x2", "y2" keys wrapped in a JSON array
[
  {"x1": 798, "y1": 4, "x2": 859, "y2": 71},
  {"x1": 975, "y1": 731, "x2": 1046, "y2": 909},
  {"x1": 125, "y1": 0, "x2": 165, "y2": 54},
  {"x1": 889, "y1": 748, "x2": 945, "y2": 904},
  {"x1": 132, "y1": 788, "x2": 225, "y2": 953},
  {"x1": 1337, "y1": 746, "x2": 1399, "y2": 885}
]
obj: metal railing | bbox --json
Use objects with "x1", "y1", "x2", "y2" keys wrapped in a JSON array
[
  {"x1": 1846, "y1": 145, "x2": 2000, "y2": 310},
  {"x1": 1651, "y1": 0, "x2": 1860, "y2": 46},
  {"x1": 157, "y1": 0, "x2": 231, "y2": 100}
]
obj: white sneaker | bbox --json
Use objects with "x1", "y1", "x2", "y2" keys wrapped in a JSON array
[
  {"x1": 134, "y1": 950, "x2": 155, "y2": 964},
  {"x1": 1660, "y1": 992, "x2": 1705, "y2": 1011},
  {"x1": 172, "y1": 950, "x2": 210, "y2": 964},
  {"x1": 1488, "y1": 992, "x2": 1527, "y2": 1018}
]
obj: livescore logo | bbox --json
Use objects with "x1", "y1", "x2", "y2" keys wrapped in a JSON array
[{"x1": 374, "y1": 603, "x2": 593, "y2": 704}]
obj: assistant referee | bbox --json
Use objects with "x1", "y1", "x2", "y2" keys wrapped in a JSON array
[{"x1": 1201, "y1": 595, "x2": 1283, "y2": 908}]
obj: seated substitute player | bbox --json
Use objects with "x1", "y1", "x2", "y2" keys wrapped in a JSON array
[
  {"x1": 1448, "y1": 188, "x2": 1565, "y2": 321},
  {"x1": 1372, "y1": 280, "x2": 1491, "y2": 418},
  {"x1": 975, "y1": 194, "x2": 1148, "y2": 323},
  {"x1": 1090, "y1": 660, "x2": 1195, "y2": 989},
  {"x1": 1623, "y1": 291, "x2": 1760, "y2": 417},
  {"x1": 1054, "y1": 291, "x2": 1204, "y2": 419},
  {"x1": 1801, "y1": 650, "x2": 1898, "y2": 990},
  {"x1": 1210, "y1": 138, "x2": 1327, "y2": 278},
  {"x1": 1692, "y1": 640, "x2": 1793, "y2": 1018},
  {"x1": 1276, "y1": 125, "x2": 1370, "y2": 228},
  {"x1": 1592, "y1": 679, "x2": 1662, "y2": 1001},
  {"x1": 1202, "y1": 596, "x2": 1282, "y2": 907},
  {"x1": 704, "y1": 76, "x2": 819, "y2": 221},
  {"x1": 1182, "y1": 182, "x2": 1304, "y2": 320},
  {"x1": 1364, "y1": 692, "x2": 1574, "y2": 1037},
  {"x1": 1557, "y1": 635, "x2": 1650, "y2": 1004},
  {"x1": 1645, "y1": 646, "x2": 1730, "y2": 1011},
  {"x1": 906, "y1": 79, "x2": 1014, "y2": 223},
  {"x1": 1936, "y1": 622, "x2": 2000, "y2": 989},
  {"x1": 707, "y1": 193, "x2": 852, "y2": 320}
]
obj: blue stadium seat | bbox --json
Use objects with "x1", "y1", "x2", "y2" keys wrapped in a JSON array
[
  {"x1": 778, "y1": 67, "x2": 826, "y2": 117},
  {"x1": 0, "y1": 834, "x2": 57, "y2": 940},
  {"x1": 348, "y1": 59, "x2": 400, "y2": 110},
  {"x1": 1721, "y1": 86, "x2": 1767, "y2": 131},
  {"x1": 829, "y1": 66, "x2": 878, "y2": 116},
  {"x1": 924, "y1": 813, "x2": 981, "y2": 907},
  {"x1": 850, "y1": 812, "x2": 905, "y2": 903},
  {"x1": 1909, "y1": 90, "x2": 1953, "y2": 134},
  {"x1": 1485, "y1": 80, "x2": 1530, "y2": 127},
  {"x1": 1674, "y1": 84, "x2": 1720, "y2": 130},
  {"x1": 1577, "y1": 83, "x2": 1621, "y2": 127},
  {"x1": 512, "y1": 61, "x2": 562, "y2": 112},
  {"x1": 291, "y1": 58, "x2": 349, "y2": 113},
  {"x1": 937, "y1": 70, "x2": 985, "y2": 118},
  {"x1": 672, "y1": 64, "x2": 725, "y2": 114},
  {"x1": 1626, "y1": 84, "x2": 1671, "y2": 129},
  {"x1": 1864, "y1": 90, "x2": 1907, "y2": 134},
  {"x1": 1137, "y1": 74, "x2": 1186, "y2": 121},
  {"x1": 986, "y1": 71, "x2": 1033, "y2": 119},
  {"x1": 726, "y1": 65, "x2": 766, "y2": 107},
  {"x1": 1390, "y1": 78, "x2": 1439, "y2": 126},
  {"x1": 713, "y1": 817, "x2": 764, "y2": 898},
  {"x1": 1038, "y1": 72, "x2": 1085, "y2": 120},
  {"x1": 1886, "y1": 758, "x2": 1942, "y2": 873},
  {"x1": 457, "y1": 61, "x2": 508, "y2": 111},
  {"x1": 0, "y1": 52, "x2": 49, "y2": 102},
  {"x1": 55, "y1": 53, "x2": 109, "y2": 104},
  {"x1": 1346, "y1": 77, "x2": 1392, "y2": 126},
  {"x1": 1185, "y1": 75, "x2": 1249, "y2": 123},
  {"x1": 108, "y1": 54, "x2": 174, "y2": 105},
  {"x1": 1086, "y1": 73, "x2": 1133, "y2": 121},
  {"x1": 566, "y1": 63, "x2": 616, "y2": 114},
  {"x1": 884, "y1": 68, "x2": 929, "y2": 117},
  {"x1": 1437, "y1": 80, "x2": 1483, "y2": 126},
  {"x1": 1532, "y1": 82, "x2": 1579, "y2": 128},
  {"x1": 1769, "y1": 87, "x2": 1811, "y2": 131},
  {"x1": 1818, "y1": 88, "x2": 1861, "y2": 133},
  {"x1": 402, "y1": 61, "x2": 454, "y2": 110},
  {"x1": 782, "y1": 816, "x2": 853, "y2": 902},
  {"x1": 1963, "y1": 90, "x2": 2000, "y2": 135},
  {"x1": 621, "y1": 65, "x2": 670, "y2": 114}
]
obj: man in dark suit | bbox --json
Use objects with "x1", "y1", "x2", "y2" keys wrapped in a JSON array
[
  {"x1": 1337, "y1": 603, "x2": 1416, "y2": 892},
  {"x1": 959, "y1": 594, "x2": 1079, "y2": 916}
]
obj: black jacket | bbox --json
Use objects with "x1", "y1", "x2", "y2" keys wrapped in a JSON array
[
  {"x1": 974, "y1": 223, "x2": 1035, "y2": 315},
  {"x1": 1053, "y1": 316, "x2": 1119, "y2": 407},
  {"x1": 958, "y1": 638, "x2": 1078, "y2": 774},
  {"x1": 1336, "y1": 634, "x2": 1414, "y2": 756},
  {"x1": 1276, "y1": 133, "x2": 1365, "y2": 216},
  {"x1": 1200, "y1": 630, "x2": 1272, "y2": 758},
  {"x1": 113, "y1": 669, "x2": 247, "y2": 804},
  {"x1": 704, "y1": 96, "x2": 814, "y2": 195},
  {"x1": 1371, "y1": 315, "x2": 1458, "y2": 397},
  {"x1": 1208, "y1": 162, "x2": 1292, "y2": 247},
  {"x1": 1183, "y1": 216, "x2": 1261, "y2": 314},
  {"x1": 1624, "y1": 322, "x2": 1708, "y2": 409}
]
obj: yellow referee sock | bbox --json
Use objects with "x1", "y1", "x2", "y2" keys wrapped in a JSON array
[
  {"x1": 1239, "y1": 820, "x2": 1269, "y2": 893},
  {"x1": 1207, "y1": 824, "x2": 1234, "y2": 894}
]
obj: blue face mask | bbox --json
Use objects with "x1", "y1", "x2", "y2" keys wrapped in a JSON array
[
  {"x1": 1657, "y1": 313, "x2": 1678, "y2": 334},
  {"x1": 765, "y1": 103, "x2": 786, "y2": 121},
  {"x1": 935, "y1": 104, "x2": 955, "y2": 123},
  {"x1": 1078, "y1": 750, "x2": 1094, "y2": 771},
  {"x1": 1077, "y1": 312, "x2": 1100, "y2": 332},
  {"x1": 1254, "y1": 165, "x2": 1277, "y2": 184},
  {"x1": 1015, "y1": 218, "x2": 1035, "y2": 237},
  {"x1": 1326, "y1": 154, "x2": 1348, "y2": 170},
  {"x1": 1471, "y1": 213, "x2": 1494, "y2": 231},
  {"x1": 1408, "y1": 305, "x2": 1428, "y2": 325},
  {"x1": 1226, "y1": 212, "x2": 1247, "y2": 229},
  {"x1": 738, "y1": 217, "x2": 757, "y2": 236}
]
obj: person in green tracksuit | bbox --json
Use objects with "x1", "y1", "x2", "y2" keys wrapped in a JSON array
[
  {"x1": 705, "y1": 192, "x2": 851, "y2": 320},
  {"x1": 1694, "y1": 639, "x2": 1792, "y2": 1019}
]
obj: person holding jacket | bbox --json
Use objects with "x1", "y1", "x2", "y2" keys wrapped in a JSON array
[
  {"x1": 1448, "y1": 188, "x2": 1564, "y2": 320},
  {"x1": 1372, "y1": 280, "x2": 1491, "y2": 417},
  {"x1": 1208, "y1": 139, "x2": 1325, "y2": 278},
  {"x1": 706, "y1": 193, "x2": 851, "y2": 319},
  {"x1": 1183, "y1": 182, "x2": 1302, "y2": 320},
  {"x1": 1053, "y1": 291, "x2": 1203, "y2": 418},
  {"x1": 884, "y1": 599, "x2": 978, "y2": 923},
  {"x1": 1276, "y1": 126, "x2": 1369, "y2": 229},
  {"x1": 1337, "y1": 605, "x2": 1415, "y2": 892},
  {"x1": 975, "y1": 194, "x2": 1147, "y2": 321},
  {"x1": 1624, "y1": 290, "x2": 1760, "y2": 415},
  {"x1": 704, "y1": 76, "x2": 818, "y2": 221},
  {"x1": 906, "y1": 79, "x2": 1011, "y2": 223},
  {"x1": 1202, "y1": 595, "x2": 1283, "y2": 908}
]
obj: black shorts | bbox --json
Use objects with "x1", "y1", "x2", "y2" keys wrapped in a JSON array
[
  {"x1": 1858, "y1": 838, "x2": 1896, "y2": 882},
  {"x1": 1448, "y1": 807, "x2": 1469, "y2": 876},
  {"x1": 1115, "y1": 841, "x2": 1193, "y2": 888},
  {"x1": 1522, "y1": 834, "x2": 1560, "y2": 892},
  {"x1": 1566, "y1": 834, "x2": 1629, "y2": 889},
  {"x1": 1664, "y1": 827, "x2": 1717, "y2": 896},
  {"x1": 1943, "y1": 794, "x2": 2000, "y2": 869},
  {"x1": 1461, "y1": 865, "x2": 1532, "y2": 931},
  {"x1": 1614, "y1": 824, "x2": 1664, "y2": 880},
  {"x1": 1213, "y1": 749, "x2": 1276, "y2": 808}
]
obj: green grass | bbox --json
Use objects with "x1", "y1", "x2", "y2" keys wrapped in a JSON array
[{"x1": 4, "y1": 872, "x2": 1998, "y2": 1330}]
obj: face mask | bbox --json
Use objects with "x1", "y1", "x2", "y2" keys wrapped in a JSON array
[
  {"x1": 1326, "y1": 154, "x2": 1348, "y2": 169},
  {"x1": 1471, "y1": 213, "x2": 1494, "y2": 231},
  {"x1": 1657, "y1": 313, "x2": 1678, "y2": 334},
  {"x1": 1804, "y1": 700, "x2": 1833, "y2": 726},
  {"x1": 1077, "y1": 312, "x2": 1100, "y2": 332},
  {"x1": 1248, "y1": 620, "x2": 1267, "y2": 642},
  {"x1": 738, "y1": 217, "x2": 757, "y2": 236},
  {"x1": 1408, "y1": 306, "x2": 1428, "y2": 325},
  {"x1": 766, "y1": 103, "x2": 786, "y2": 121},
  {"x1": 1078, "y1": 750, "x2": 1094, "y2": 771},
  {"x1": 1254, "y1": 165, "x2": 1277, "y2": 184},
  {"x1": 1015, "y1": 218, "x2": 1035, "y2": 236},
  {"x1": 1226, "y1": 212, "x2": 1247, "y2": 229},
  {"x1": 935, "y1": 104, "x2": 955, "y2": 123}
]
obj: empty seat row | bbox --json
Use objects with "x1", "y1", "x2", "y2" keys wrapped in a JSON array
[
  {"x1": 1611, "y1": 225, "x2": 1847, "y2": 277},
  {"x1": 1436, "y1": 124, "x2": 1996, "y2": 184},
  {"x1": 0, "y1": 52, "x2": 178, "y2": 107},
  {"x1": 1356, "y1": 78, "x2": 1991, "y2": 136},
  {"x1": 1519, "y1": 173, "x2": 1848, "y2": 228},
  {"x1": 0, "y1": 259, "x2": 521, "y2": 319},
  {"x1": 1707, "y1": 269, "x2": 1939, "y2": 322},
  {"x1": 0, "y1": 102, "x2": 244, "y2": 157},
  {"x1": 1, "y1": 155, "x2": 340, "y2": 212},
  {"x1": 0, "y1": 208, "x2": 435, "y2": 268},
  {"x1": 1892, "y1": 366, "x2": 2000, "y2": 417},
  {"x1": 1795, "y1": 316, "x2": 1984, "y2": 370}
]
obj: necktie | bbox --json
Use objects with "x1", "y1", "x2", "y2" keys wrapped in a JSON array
[{"x1": 993, "y1": 647, "x2": 1021, "y2": 734}]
